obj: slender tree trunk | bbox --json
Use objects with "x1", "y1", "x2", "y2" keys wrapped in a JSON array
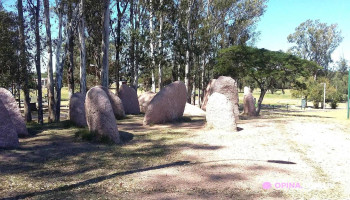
[
  {"x1": 158, "y1": 0, "x2": 164, "y2": 90},
  {"x1": 67, "y1": 1, "x2": 74, "y2": 98},
  {"x1": 256, "y1": 88, "x2": 266, "y2": 115},
  {"x1": 115, "y1": 18, "x2": 121, "y2": 92},
  {"x1": 133, "y1": 2, "x2": 140, "y2": 92},
  {"x1": 78, "y1": 0, "x2": 87, "y2": 95},
  {"x1": 34, "y1": 0, "x2": 43, "y2": 125},
  {"x1": 149, "y1": 0, "x2": 156, "y2": 92},
  {"x1": 44, "y1": 0, "x2": 55, "y2": 123},
  {"x1": 17, "y1": 0, "x2": 32, "y2": 122},
  {"x1": 129, "y1": 0, "x2": 135, "y2": 87},
  {"x1": 101, "y1": 0, "x2": 110, "y2": 87},
  {"x1": 55, "y1": 1, "x2": 64, "y2": 122},
  {"x1": 185, "y1": 0, "x2": 193, "y2": 103},
  {"x1": 201, "y1": 52, "x2": 205, "y2": 105}
]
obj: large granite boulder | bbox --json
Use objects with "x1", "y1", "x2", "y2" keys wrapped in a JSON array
[
  {"x1": 243, "y1": 87, "x2": 256, "y2": 116},
  {"x1": 118, "y1": 84, "x2": 140, "y2": 115},
  {"x1": 138, "y1": 91, "x2": 156, "y2": 113},
  {"x1": 144, "y1": 81, "x2": 187, "y2": 125},
  {"x1": 0, "y1": 99, "x2": 19, "y2": 148},
  {"x1": 69, "y1": 93, "x2": 87, "y2": 127},
  {"x1": 201, "y1": 79, "x2": 216, "y2": 111},
  {"x1": 85, "y1": 86, "x2": 120, "y2": 144},
  {"x1": 206, "y1": 92, "x2": 236, "y2": 132},
  {"x1": 100, "y1": 87, "x2": 125, "y2": 120},
  {"x1": 0, "y1": 88, "x2": 28, "y2": 136},
  {"x1": 201, "y1": 76, "x2": 239, "y2": 121}
]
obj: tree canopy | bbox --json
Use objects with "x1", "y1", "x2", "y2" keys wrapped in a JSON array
[{"x1": 216, "y1": 45, "x2": 320, "y2": 115}]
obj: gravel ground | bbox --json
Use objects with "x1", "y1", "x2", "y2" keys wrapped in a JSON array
[{"x1": 123, "y1": 115, "x2": 350, "y2": 199}]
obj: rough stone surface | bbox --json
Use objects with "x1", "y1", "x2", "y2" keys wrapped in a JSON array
[
  {"x1": 138, "y1": 92, "x2": 156, "y2": 113},
  {"x1": 206, "y1": 92, "x2": 236, "y2": 132},
  {"x1": 100, "y1": 87, "x2": 125, "y2": 120},
  {"x1": 144, "y1": 81, "x2": 187, "y2": 125},
  {"x1": 85, "y1": 86, "x2": 120, "y2": 144},
  {"x1": 0, "y1": 99, "x2": 19, "y2": 148},
  {"x1": 0, "y1": 88, "x2": 28, "y2": 136},
  {"x1": 243, "y1": 87, "x2": 256, "y2": 116},
  {"x1": 184, "y1": 103, "x2": 206, "y2": 116},
  {"x1": 201, "y1": 79, "x2": 216, "y2": 111},
  {"x1": 201, "y1": 77, "x2": 239, "y2": 121},
  {"x1": 118, "y1": 84, "x2": 140, "y2": 115},
  {"x1": 69, "y1": 93, "x2": 87, "y2": 127}
]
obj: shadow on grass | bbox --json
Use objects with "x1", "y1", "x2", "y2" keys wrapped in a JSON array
[
  {"x1": 1, "y1": 158, "x2": 296, "y2": 200},
  {"x1": 1, "y1": 161, "x2": 191, "y2": 200}
]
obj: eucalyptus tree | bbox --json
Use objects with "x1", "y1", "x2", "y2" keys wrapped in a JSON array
[
  {"x1": 78, "y1": 0, "x2": 87, "y2": 94},
  {"x1": 101, "y1": 0, "x2": 110, "y2": 87},
  {"x1": 288, "y1": 19, "x2": 343, "y2": 75},
  {"x1": 27, "y1": 0, "x2": 43, "y2": 124},
  {"x1": 110, "y1": 0, "x2": 128, "y2": 93},
  {"x1": 43, "y1": 0, "x2": 56, "y2": 122},
  {"x1": 17, "y1": 0, "x2": 32, "y2": 122}
]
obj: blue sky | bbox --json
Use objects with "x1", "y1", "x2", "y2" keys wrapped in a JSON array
[{"x1": 255, "y1": 0, "x2": 350, "y2": 67}]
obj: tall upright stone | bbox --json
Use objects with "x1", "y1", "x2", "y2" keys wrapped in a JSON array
[
  {"x1": 144, "y1": 81, "x2": 187, "y2": 125},
  {"x1": 201, "y1": 79, "x2": 216, "y2": 111},
  {"x1": 118, "y1": 84, "x2": 140, "y2": 114},
  {"x1": 243, "y1": 87, "x2": 256, "y2": 116},
  {"x1": 206, "y1": 92, "x2": 236, "y2": 132},
  {"x1": 138, "y1": 91, "x2": 156, "y2": 113},
  {"x1": 69, "y1": 92, "x2": 87, "y2": 127},
  {"x1": 0, "y1": 88, "x2": 28, "y2": 136},
  {"x1": 0, "y1": 99, "x2": 19, "y2": 148},
  {"x1": 100, "y1": 86, "x2": 125, "y2": 119},
  {"x1": 85, "y1": 86, "x2": 120, "y2": 144}
]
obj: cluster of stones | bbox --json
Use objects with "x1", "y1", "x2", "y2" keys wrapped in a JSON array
[
  {"x1": 69, "y1": 86, "x2": 127, "y2": 144},
  {"x1": 202, "y1": 76, "x2": 240, "y2": 132},
  {"x1": 0, "y1": 88, "x2": 28, "y2": 148}
]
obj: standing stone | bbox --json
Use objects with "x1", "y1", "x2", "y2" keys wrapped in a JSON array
[
  {"x1": 100, "y1": 86, "x2": 125, "y2": 120},
  {"x1": 243, "y1": 87, "x2": 256, "y2": 116},
  {"x1": 0, "y1": 99, "x2": 19, "y2": 148},
  {"x1": 201, "y1": 77, "x2": 239, "y2": 121},
  {"x1": 144, "y1": 81, "x2": 187, "y2": 125},
  {"x1": 0, "y1": 88, "x2": 28, "y2": 136},
  {"x1": 69, "y1": 93, "x2": 87, "y2": 127},
  {"x1": 85, "y1": 86, "x2": 120, "y2": 144},
  {"x1": 201, "y1": 79, "x2": 216, "y2": 111},
  {"x1": 211, "y1": 76, "x2": 239, "y2": 121},
  {"x1": 206, "y1": 92, "x2": 236, "y2": 132},
  {"x1": 138, "y1": 91, "x2": 156, "y2": 113},
  {"x1": 118, "y1": 84, "x2": 140, "y2": 114}
]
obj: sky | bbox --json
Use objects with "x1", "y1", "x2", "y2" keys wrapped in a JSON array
[{"x1": 255, "y1": 0, "x2": 350, "y2": 67}]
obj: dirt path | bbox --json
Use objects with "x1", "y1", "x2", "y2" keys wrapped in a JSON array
[{"x1": 121, "y1": 116, "x2": 350, "y2": 199}]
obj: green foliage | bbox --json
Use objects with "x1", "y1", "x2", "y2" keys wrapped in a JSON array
[
  {"x1": 288, "y1": 19, "x2": 343, "y2": 72},
  {"x1": 0, "y1": 9, "x2": 19, "y2": 88}
]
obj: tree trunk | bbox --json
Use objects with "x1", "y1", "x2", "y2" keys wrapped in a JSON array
[
  {"x1": 101, "y1": 0, "x2": 110, "y2": 87},
  {"x1": 44, "y1": 0, "x2": 55, "y2": 123},
  {"x1": 185, "y1": 0, "x2": 193, "y2": 103},
  {"x1": 34, "y1": 0, "x2": 43, "y2": 125},
  {"x1": 129, "y1": 0, "x2": 135, "y2": 87},
  {"x1": 149, "y1": 0, "x2": 156, "y2": 92},
  {"x1": 133, "y1": 2, "x2": 140, "y2": 92},
  {"x1": 201, "y1": 52, "x2": 205, "y2": 105},
  {"x1": 256, "y1": 88, "x2": 267, "y2": 115},
  {"x1": 67, "y1": 1, "x2": 74, "y2": 98},
  {"x1": 17, "y1": 0, "x2": 32, "y2": 122},
  {"x1": 55, "y1": 1, "x2": 64, "y2": 122},
  {"x1": 158, "y1": 0, "x2": 164, "y2": 90},
  {"x1": 78, "y1": 0, "x2": 87, "y2": 95}
]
